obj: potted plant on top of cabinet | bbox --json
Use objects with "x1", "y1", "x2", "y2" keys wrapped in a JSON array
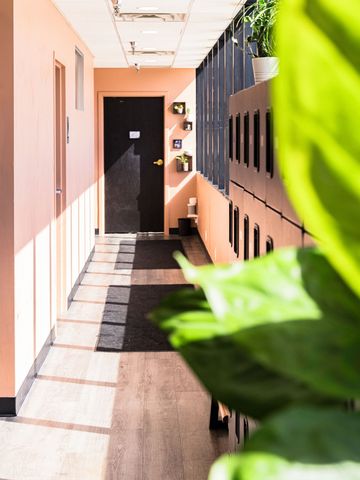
[{"x1": 237, "y1": 0, "x2": 279, "y2": 84}]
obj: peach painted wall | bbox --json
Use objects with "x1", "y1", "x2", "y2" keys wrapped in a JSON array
[
  {"x1": 10, "y1": 0, "x2": 95, "y2": 394},
  {"x1": 196, "y1": 174, "x2": 235, "y2": 264},
  {"x1": 94, "y1": 68, "x2": 196, "y2": 234},
  {"x1": 0, "y1": 0, "x2": 16, "y2": 398}
]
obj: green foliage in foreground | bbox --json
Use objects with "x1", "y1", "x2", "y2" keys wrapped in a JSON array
[
  {"x1": 150, "y1": 0, "x2": 360, "y2": 478},
  {"x1": 274, "y1": 0, "x2": 360, "y2": 297},
  {"x1": 209, "y1": 407, "x2": 360, "y2": 480},
  {"x1": 151, "y1": 248, "x2": 360, "y2": 420},
  {"x1": 150, "y1": 248, "x2": 360, "y2": 478}
]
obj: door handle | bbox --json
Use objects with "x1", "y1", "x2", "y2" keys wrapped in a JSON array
[
  {"x1": 56, "y1": 188, "x2": 62, "y2": 195},
  {"x1": 153, "y1": 159, "x2": 164, "y2": 166}
]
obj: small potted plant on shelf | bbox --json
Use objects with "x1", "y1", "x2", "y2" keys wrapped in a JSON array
[
  {"x1": 173, "y1": 102, "x2": 186, "y2": 115},
  {"x1": 176, "y1": 152, "x2": 191, "y2": 172},
  {"x1": 236, "y1": 0, "x2": 279, "y2": 84}
]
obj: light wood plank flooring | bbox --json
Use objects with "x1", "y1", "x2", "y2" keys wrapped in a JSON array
[{"x1": 0, "y1": 234, "x2": 229, "y2": 480}]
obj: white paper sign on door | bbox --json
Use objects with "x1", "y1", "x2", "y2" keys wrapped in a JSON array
[{"x1": 129, "y1": 131, "x2": 141, "y2": 139}]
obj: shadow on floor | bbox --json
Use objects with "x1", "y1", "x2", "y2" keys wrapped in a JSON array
[
  {"x1": 115, "y1": 238, "x2": 185, "y2": 270},
  {"x1": 97, "y1": 237, "x2": 190, "y2": 352}
]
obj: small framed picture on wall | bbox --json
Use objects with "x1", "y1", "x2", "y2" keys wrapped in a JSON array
[{"x1": 173, "y1": 139, "x2": 182, "y2": 149}]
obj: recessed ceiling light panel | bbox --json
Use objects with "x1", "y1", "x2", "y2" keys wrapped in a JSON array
[
  {"x1": 114, "y1": 13, "x2": 187, "y2": 23},
  {"x1": 127, "y1": 50, "x2": 176, "y2": 56}
]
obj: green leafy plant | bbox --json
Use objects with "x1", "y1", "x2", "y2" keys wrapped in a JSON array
[
  {"x1": 173, "y1": 103, "x2": 185, "y2": 114},
  {"x1": 154, "y1": 248, "x2": 359, "y2": 419},
  {"x1": 236, "y1": 0, "x2": 279, "y2": 57},
  {"x1": 151, "y1": 0, "x2": 360, "y2": 478},
  {"x1": 274, "y1": 0, "x2": 360, "y2": 297},
  {"x1": 175, "y1": 152, "x2": 190, "y2": 164}
]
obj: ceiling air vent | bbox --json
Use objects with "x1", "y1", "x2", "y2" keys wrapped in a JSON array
[{"x1": 115, "y1": 13, "x2": 186, "y2": 23}]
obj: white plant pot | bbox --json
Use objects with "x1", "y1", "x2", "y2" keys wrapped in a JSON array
[
  {"x1": 183, "y1": 163, "x2": 189, "y2": 172},
  {"x1": 187, "y1": 204, "x2": 196, "y2": 215},
  {"x1": 252, "y1": 57, "x2": 279, "y2": 84}
]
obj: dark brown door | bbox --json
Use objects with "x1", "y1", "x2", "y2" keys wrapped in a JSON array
[{"x1": 104, "y1": 97, "x2": 164, "y2": 233}]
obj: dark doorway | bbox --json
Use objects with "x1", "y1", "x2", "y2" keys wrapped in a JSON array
[{"x1": 104, "y1": 96, "x2": 164, "y2": 233}]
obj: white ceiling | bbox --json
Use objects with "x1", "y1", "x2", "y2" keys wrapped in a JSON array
[{"x1": 51, "y1": 0, "x2": 246, "y2": 68}]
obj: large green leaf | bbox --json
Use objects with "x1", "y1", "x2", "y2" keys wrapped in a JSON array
[
  {"x1": 176, "y1": 248, "x2": 360, "y2": 399},
  {"x1": 152, "y1": 288, "x2": 337, "y2": 420},
  {"x1": 150, "y1": 248, "x2": 360, "y2": 417},
  {"x1": 209, "y1": 407, "x2": 360, "y2": 480},
  {"x1": 179, "y1": 329, "x2": 338, "y2": 420},
  {"x1": 274, "y1": 0, "x2": 360, "y2": 297}
]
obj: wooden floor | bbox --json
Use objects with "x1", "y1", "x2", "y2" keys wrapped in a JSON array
[{"x1": 0, "y1": 234, "x2": 229, "y2": 480}]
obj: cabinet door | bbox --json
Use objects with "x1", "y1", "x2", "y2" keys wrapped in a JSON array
[
  {"x1": 264, "y1": 97, "x2": 284, "y2": 214},
  {"x1": 279, "y1": 218, "x2": 303, "y2": 248},
  {"x1": 265, "y1": 207, "x2": 282, "y2": 252}
]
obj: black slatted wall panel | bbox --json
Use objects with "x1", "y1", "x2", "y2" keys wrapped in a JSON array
[
  {"x1": 196, "y1": 0, "x2": 255, "y2": 194},
  {"x1": 218, "y1": 34, "x2": 225, "y2": 190}
]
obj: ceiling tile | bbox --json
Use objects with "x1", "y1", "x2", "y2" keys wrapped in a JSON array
[
  {"x1": 119, "y1": 0, "x2": 191, "y2": 15},
  {"x1": 51, "y1": 0, "x2": 246, "y2": 68}
]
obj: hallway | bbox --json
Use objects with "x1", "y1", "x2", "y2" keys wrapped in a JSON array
[{"x1": 0, "y1": 235, "x2": 229, "y2": 480}]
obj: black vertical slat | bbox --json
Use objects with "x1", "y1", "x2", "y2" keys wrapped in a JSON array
[
  {"x1": 243, "y1": 417, "x2": 250, "y2": 442},
  {"x1": 254, "y1": 224, "x2": 260, "y2": 257},
  {"x1": 266, "y1": 109, "x2": 274, "y2": 177},
  {"x1": 242, "y1": 18, "x2": 247, "y2": 89},
  {"x1": 244, "y1": 215, "x2": 249, "y2": 260},
  {"x1": 213, "y1": 43, "x2": 219, "y2": 186},
  {"x1": 229, "y1": 200, "x2": 233, "y2": 245},
  {"x1": 232, "y1": 21, "x2": 235, "y2": 95},
  {"x1": 244, "y1": 112, "x2": 249, "y2": 167},
  {"x1": 204, "y1": 57, "x2": 209, "y2": 178},
  {"x1": 225, "y1": 28, "x2": 233, "y2": 194},
  {"x1": 234, "y1": 206, "x2": 239, "y2": 257},
  {"x1": 234, "y1": 20, "x2": 243, "y2": 93},
  {"x1": 244, "y1": 21, "x2": 255, "y2": 88},
  {"x1": 219, "y1": 34, "x2": 225, "y2": 190},
  {"x1": 235, "y1": 113, "x2": 241, "y2": 162},
  {"x1": 202, "y1": 60, "x2": 207, "y2": 176},
  {"x1": 196, "y1": 66, "x2": 203, "y2": 173},
  {"x1": 235, "y1": 411, "x2": 241, "y2": 443},
  {"x1": 208, "y1": 50, "x2": 214, "y2": 182},
  {"x1": 266, "y1": 236, "x2": 274, "y2": 253},
  {"x1": 253, "y1": 109, "x2": 260, "y2": 171},
  {"x1": 229, "y1": 116, "x2": 233, "y2": 161}
]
